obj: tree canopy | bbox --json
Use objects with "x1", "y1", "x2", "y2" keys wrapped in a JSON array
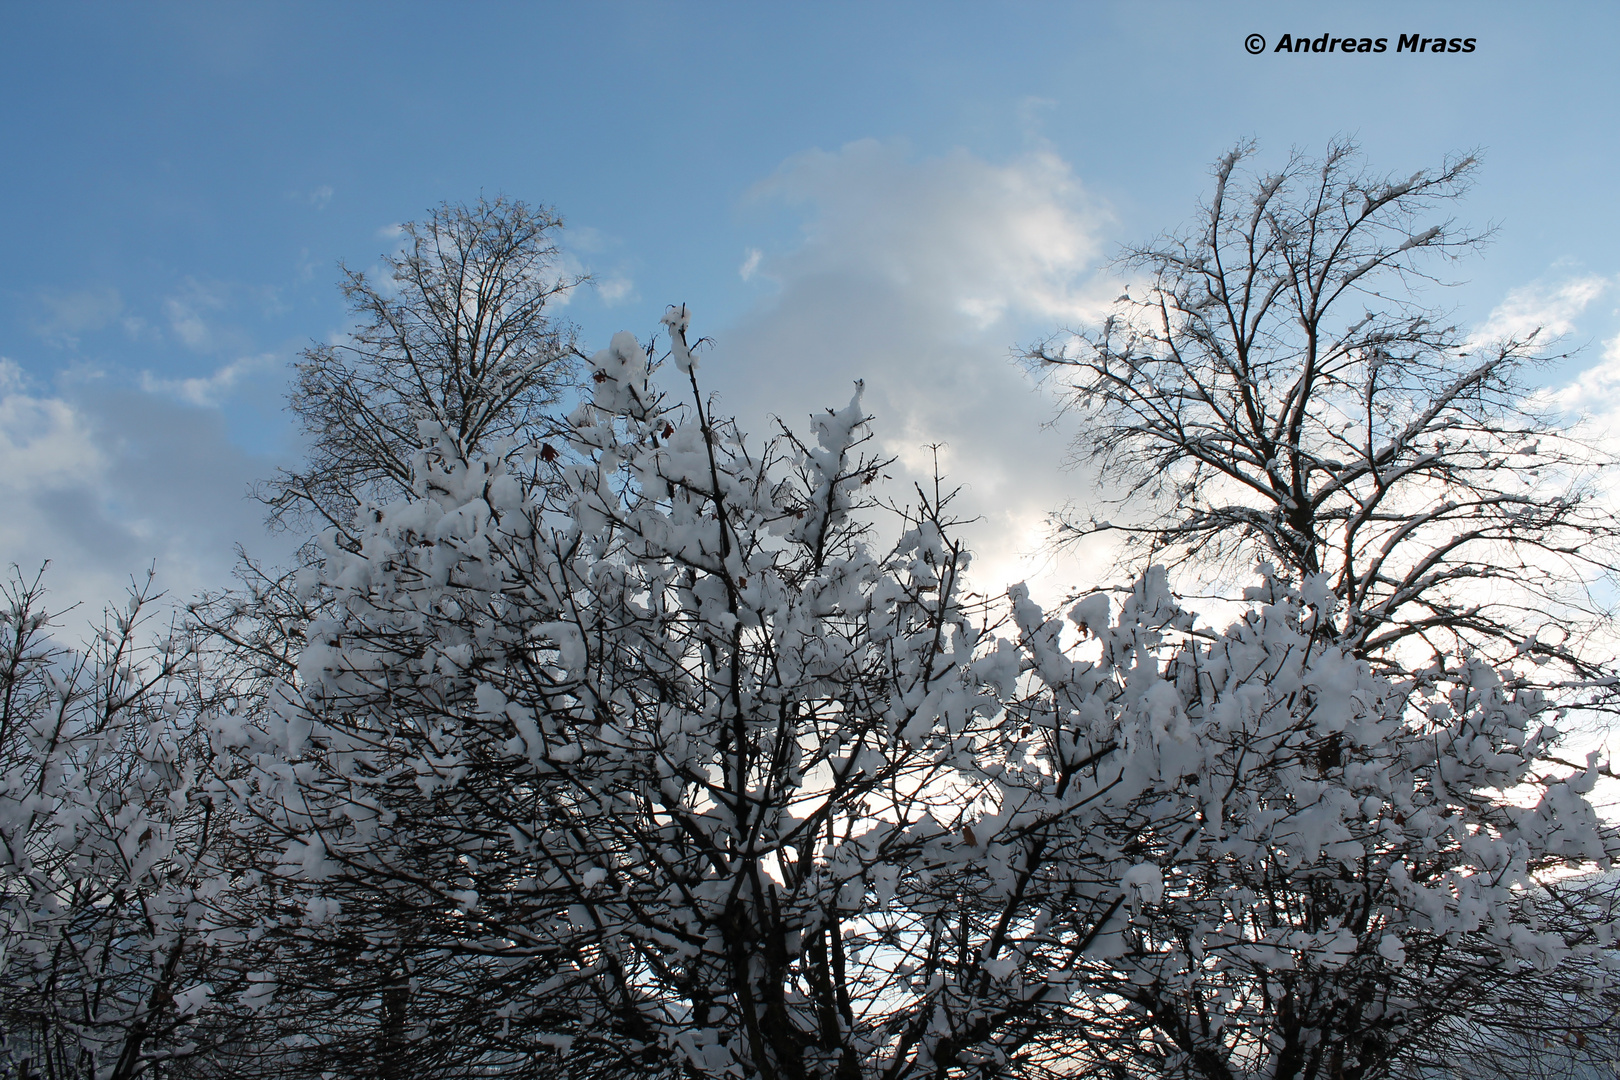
[
  {"x1": 263, "y1": 197, "x2": 584, "y2": 539},
  {"x1": 1030, "y1": 141, "x2": 1620, "y2": 704},
  {"x1": 200, "y1": 309, "x2": 1619, "y2": 1079},
  {"x1": 5, "y1": 161, "x2": 1620, "y2": 1080}
]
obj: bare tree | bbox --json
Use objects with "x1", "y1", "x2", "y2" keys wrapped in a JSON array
[
  {"x1": 262, "y1": 196, "x2": 584, "y2": 538},
  {"x1": 1030, "y1": 141, "x2": 1620, "y2": 702}
]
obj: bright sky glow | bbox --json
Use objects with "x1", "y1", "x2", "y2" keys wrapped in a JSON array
[{"x1": 4, "y1": 1, "x2": 1620, "y2": 624}]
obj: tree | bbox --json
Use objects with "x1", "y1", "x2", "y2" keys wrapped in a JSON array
[
  {"x1": 1012, "y1": 568, "x2": 1620, "y2": 1080},
  {"x1": 0, "y1": 569, "x2": 259, "y2": 1080},
  {"x1": 180, "y1": 195, "x2": 585, "y2": 1077},
  {"x1": 206, "y1": 308, "x2": 1619, "y2": 1080},
  {"x1": 1030, "y1": 141, "x2": 1620, "y2": 703},
  {"x1": 218, "y1": 311, "x2": 1129, "y2": 1079},
  {"x1": 262, "y1": 196, "x2": 584, "y2": 538}
]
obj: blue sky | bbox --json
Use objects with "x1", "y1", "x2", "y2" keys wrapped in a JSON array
[{"x1": 4, "y1": 1, "x2": 1620, "y2": 615}]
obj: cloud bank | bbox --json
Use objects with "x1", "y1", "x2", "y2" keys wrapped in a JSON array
[
  {"x1": 702, "y1": 140, "x2": 1117, "y2": 603},
  {"x1": 0, "y1": 359, "x2": 294, "y2": 628}
]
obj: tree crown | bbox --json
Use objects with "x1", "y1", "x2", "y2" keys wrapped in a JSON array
[
  {"x1": 1032, "y1": 141, "x2": 1620, "y2": 699},
  {"x1": 264, "y1": 196, "x2": 584, "y2": 538}
]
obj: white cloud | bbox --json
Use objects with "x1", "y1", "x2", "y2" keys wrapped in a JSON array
[
  {"x1": 566, "y1": 225, "x2": 608, "y2": 254},
  {"x1": 0, "y1": 359, "x2": 106, "y2": 486},
  {"x1": 739, "y1": 248, "x2": 763, "y2": 281},
  {"x1": 1542, "y1": 332, "x2": 1620, "y2": 469},
  {"x1": 596, "y1": 276, "x2": 635, "y2": 306},
  {"x1": 525, "y1": 245, "x2": 617, "y2": 311},
  {"x1": 700, "y1": 140, "x2": 1116, "y2": 606},
  {"x1": 746, "y1": 139, "x2": 1113, "y2": 329},
  {"x1": 139, "y1": 353, "x2": 278, "y2": 407},
  {"x1": 160, "y1": 279, "x2": 280, "y2": 353},
  {"x1": 164, "y1": 279, "x2": 229, "y2": 352},
  {"x1": 1505, "y1": 285, "x2": 1620, "y2": 757},
  {"x1": 1517, "y1": 272, "x2": 1620, "y2": 425},
  {"x1": 1478, "y1": 273, "x2": 1609, "y2": 345},
  {"x1": 0, "y1": 362, "x2": 296, "y2": 626}
]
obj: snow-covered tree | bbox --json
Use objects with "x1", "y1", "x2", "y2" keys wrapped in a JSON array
[
  {"x1": 216, "y1": 310, "x2": 1121, "y2": 1078},
  {"x1": 0, "y1": 570, "x2": 256, "y2": 1080},
  {"x1": 1029, "y1": 141, "x2": 1620, "y2": 703},
  {"x1": 208, "y1": 309, "x2": 1619, "y2": 1080},
  {"x1": 1002, "y1": 568, "x2": 1620, "y2": 1079}
]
